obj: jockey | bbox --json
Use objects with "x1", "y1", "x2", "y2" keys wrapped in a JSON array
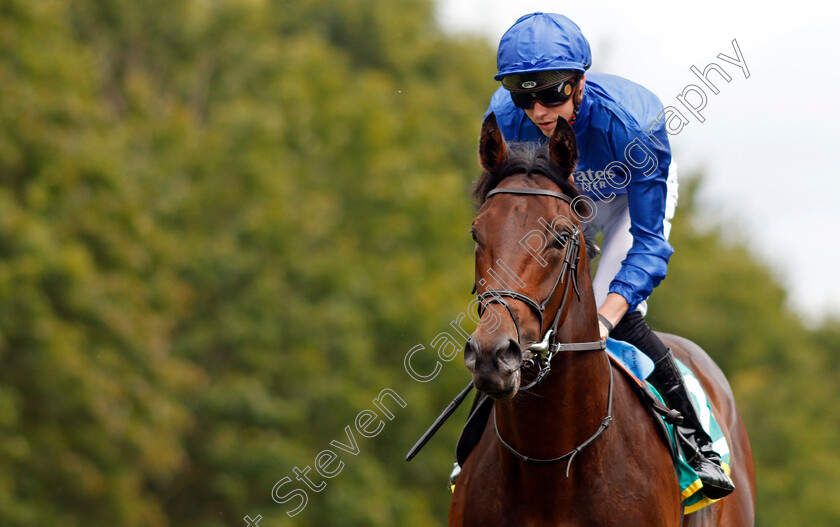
[{"x1": 453, "y1": 12, "x2": 734, "y2": 499}]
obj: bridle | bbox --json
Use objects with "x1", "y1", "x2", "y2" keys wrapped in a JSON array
[
  {"x1": 475, "y1": 186, "x2": 606, "y2": 387},
  {"x1": 475, "y1": 186, "x2": 612, "y2": 473}
]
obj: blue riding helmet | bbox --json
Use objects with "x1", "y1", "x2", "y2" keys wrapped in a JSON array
[{"x1": 495, "y1": 12, "x2": 592, "y2": 81}]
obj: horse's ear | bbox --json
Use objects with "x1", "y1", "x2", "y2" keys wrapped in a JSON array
[
  {"x1": 479, "y1": 113, "x2": 507, "y2": 172},
  {"x1": 548, "y1": 118, "x2": 578, "y2": 176}
]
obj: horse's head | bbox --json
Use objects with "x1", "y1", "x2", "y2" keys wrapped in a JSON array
[{"x1": 464, "y1": 114, "x2": 592, "y2": 400}]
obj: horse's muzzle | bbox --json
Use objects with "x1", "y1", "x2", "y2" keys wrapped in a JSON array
[{"x1": 464, "y1": 336, "x2": 522, "y2": 400}]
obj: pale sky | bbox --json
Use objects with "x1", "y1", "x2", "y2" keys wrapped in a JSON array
[{"x1": 436, "y1": 0, "x2": 840, "y2": 321}]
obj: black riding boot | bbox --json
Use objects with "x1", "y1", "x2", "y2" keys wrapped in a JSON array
[
  {"x1": 650, "y1": 350, "x2": 736, "y2": 500},
  {"x1": 612, "y1": 311, "x2": 734, "y2": 500}
]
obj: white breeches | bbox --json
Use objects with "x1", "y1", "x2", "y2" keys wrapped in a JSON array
[{"x1": 583, "y1": 162, "x2": 679, "y2": 317}]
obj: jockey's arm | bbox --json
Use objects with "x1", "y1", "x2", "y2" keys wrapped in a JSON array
[
  {"x1": 598, "y1": 121, "x2": 674, "y2": 337},
  {"x1": 598, "y1": 292, "x2": 629, "y2": 339}
]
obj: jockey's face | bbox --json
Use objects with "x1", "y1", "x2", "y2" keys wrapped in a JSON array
[{"x1": 524, "y1": 75, "x2": 585, "y2": 137}]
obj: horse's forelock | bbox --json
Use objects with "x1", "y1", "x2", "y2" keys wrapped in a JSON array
[{"x1": 473, "y1": 142, "x2": 582, "y2": 206}]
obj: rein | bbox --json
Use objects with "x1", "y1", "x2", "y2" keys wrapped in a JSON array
[{"x1": 477, "y1": 187, "x2": 610, "y2": 473}]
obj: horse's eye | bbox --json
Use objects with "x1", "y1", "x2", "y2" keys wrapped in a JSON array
[
  {"x1": 470, "y1": 229, "x2": 478, "y2": 243},
  {"x1": 552, "y1": 232, "x2": 570, "y2": 249}
]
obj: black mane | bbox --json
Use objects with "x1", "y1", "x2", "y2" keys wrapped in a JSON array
[{"x1": 473, "y1": 141, "x2": 582, "y2": 205}]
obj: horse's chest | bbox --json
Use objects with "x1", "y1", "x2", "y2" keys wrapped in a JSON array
[
  {"x1": 454, "y1": 444, "x2": 680, "y2": 526},
  {"x1": 460, "y1": 484, "x2": 660, "y2": 527}
]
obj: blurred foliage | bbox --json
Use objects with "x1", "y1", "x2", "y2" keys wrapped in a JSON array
[
  {"x1": 0, "y1": 0, "x2": 837, "y2": 525},
  {"x1": 648, "y1": 177, "x2": 840, "y2": 526}
]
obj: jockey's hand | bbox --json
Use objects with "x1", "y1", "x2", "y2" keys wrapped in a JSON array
[
  {"x1": 598, "y1": 293, "x2": 630, "y2": 340},
  {"x1": 598, "y1": 319, "x2": 610, "y2": 340}
]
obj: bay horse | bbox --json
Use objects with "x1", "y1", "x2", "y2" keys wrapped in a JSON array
[{"x1": 449, "y1": 114, "x2": 756, "y2": 526}]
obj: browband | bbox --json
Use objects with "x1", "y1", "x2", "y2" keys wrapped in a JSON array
[{"x1": 485, "y1": 187, "x2": 574, "y2": 205}]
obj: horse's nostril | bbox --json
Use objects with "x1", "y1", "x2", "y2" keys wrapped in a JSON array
[
  {"x1": 494, "y1": 338, "x2": 523, "y2": 372},
  {"x1": 466, "y1": 336, "x2": 522, "y2": 378},
  {"x1": 464, "y1": 337, "x2": 478, "y2": 369}
]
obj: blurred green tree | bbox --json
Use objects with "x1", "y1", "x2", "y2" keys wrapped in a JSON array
[{"x1": 1, "y1": 0, "x2": 838, "y2": 526}]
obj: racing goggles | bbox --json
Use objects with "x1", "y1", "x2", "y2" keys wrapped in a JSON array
[{"x1": 508, "y1": 75, "x2": 579, "y2": 109}]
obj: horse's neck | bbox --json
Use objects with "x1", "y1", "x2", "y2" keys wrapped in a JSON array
[
  {"x1": 496, "y1": 353, "x2": 609, "y2": 458},
  {"x1": 496, "y1": 283, "x2": 608, "y2": 460}
]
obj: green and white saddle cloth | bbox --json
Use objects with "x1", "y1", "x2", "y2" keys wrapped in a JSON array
[
  {"x1": 650, "y1": 359, "x2": 732, "y2": 514},
  {"x1": 606, "y1": 339, "x2": 731, "y2": 514}
]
